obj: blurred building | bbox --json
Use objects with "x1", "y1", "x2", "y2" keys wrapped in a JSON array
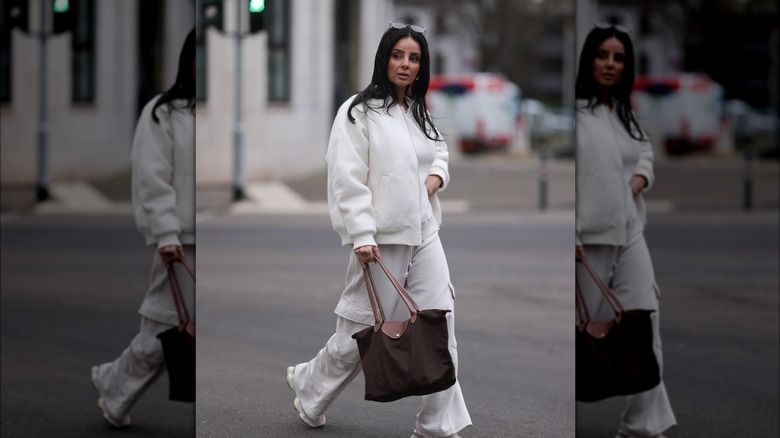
[
  {"x1": 195, "y1": 0, "x2": 394, "y2": 185},
  {"x1": 0, "y1": 0, "x2": 195, "y2": 186}
]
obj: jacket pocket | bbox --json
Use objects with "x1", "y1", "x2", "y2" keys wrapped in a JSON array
[{"x1": 374, "y1": 174, "x2": 412, "y2": 231}]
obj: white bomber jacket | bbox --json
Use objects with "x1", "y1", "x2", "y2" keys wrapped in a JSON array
[
  {"x1": 575, "y1": 99, "x2": 654, "y2": 247},
  {"x1": 327, "y1": 95, "x2": 450, "y2": 249},
  {"x1": 131, "y1": 95, "x2": 195, "y2": 249}
]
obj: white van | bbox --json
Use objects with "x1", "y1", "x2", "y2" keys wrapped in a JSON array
[
  {"x1": 632, "y1": 74, "x2": 725, "y2": 155},
  {"x1": 427, "y1": 73, "x2": 521, "y2": 154}
]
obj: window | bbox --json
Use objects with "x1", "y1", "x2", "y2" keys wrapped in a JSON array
[
  {"x1": 71, "y1": 0, "x2": 95, "y2": 103},
  {"x1": 0, "y1": 26, "x2": 10, "y2": 103},
  {"x1": 0, "y1": 0, "x2": 17, "y2": 103},
  {"x1": 267, "y1": 0, "x2": 290, "y2": 103},
  {"x1": 196, "y1": 26, "x2": 206, "y2": 101}
]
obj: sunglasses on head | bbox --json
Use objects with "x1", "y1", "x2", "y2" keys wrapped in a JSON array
[
  {"x1": 594, "y1": 22, "x2": 630, "y2": 34},
  {"x1": 390, "y1": 22, "x2": 426, "y2": 34}
]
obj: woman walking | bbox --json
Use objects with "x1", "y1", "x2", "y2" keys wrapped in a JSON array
[
  {"x1": 90, "y1": 29, "x2": 196, "y2": 428},
  {"x1": 575, "y1": 23, "x2": 677, "y2": 438},
  {"x1": 285, "y1": 23, "x2": 472, "y2": 438}
]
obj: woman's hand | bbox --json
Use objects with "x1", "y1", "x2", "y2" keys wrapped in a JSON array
[
  {"x1": 425, "y1": 175, "x2": 444, "y2": 197},
  {"x1": 354, "y1": 245, "x2": 381, "y2": 269},
  {"x1": 629, "y1": 174, "x2": 648, "y2": 197},
  {"x1": 159, "y1": 245, "x2": 185, "y2": 267}
]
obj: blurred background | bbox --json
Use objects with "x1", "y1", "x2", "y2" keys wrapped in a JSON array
[
  {"x1": 1, "y1": 0, "x2": 194, "y2": 210},
  {"x1": 578, "y1": 0, "x2": 779, "y2": 160},
  {"x1": 193, "y1": 0, "x2": 577, "y2": 211}
]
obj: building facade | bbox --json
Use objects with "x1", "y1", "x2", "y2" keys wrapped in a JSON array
[
  {"x1": 1, "y1": 0, "x2": 195, "y2": 185},
  {"x1": 195, "y1": 0, "x2": 393, "y2": 186}
]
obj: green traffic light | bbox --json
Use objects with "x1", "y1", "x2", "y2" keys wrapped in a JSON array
[
  {"x1": 53, "y1": 0, "x2": 69, "y2": 13},
  {"x1": 249, "y1": 0, "x2": 265, "y2": 13}
]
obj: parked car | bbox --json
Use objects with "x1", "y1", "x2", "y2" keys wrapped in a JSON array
[
  {"x1": 521, "y1": 98, "x2": 574, "y2": 156},
  {"x1": 726, "y1": 99, "x2": 779, "y2": 153}
]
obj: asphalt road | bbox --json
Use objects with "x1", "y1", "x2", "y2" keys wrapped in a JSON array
[
  {"x1": 0, "y1": 216, "x2": 195, "y2": 438},
  {"x1": 576, "y1": 211, "x2": 780, "y2": 438},
  {"x1": 1, "y1": 208, "x2": 777, "y2": 438},
  {"x1": 195, "y1": 211, "x2": 576, "y2": 438}
]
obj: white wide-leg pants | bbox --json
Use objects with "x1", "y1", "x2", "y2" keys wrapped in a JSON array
[
  {"x1": 290, "y1": 229, "x2": 472, "y2": 436},
  {"x1": 94, "y1": 246, "x2": 195, "y2": 418},
  {"x1": 577, "y1": 221, "x2": 677, "y2": 436}
]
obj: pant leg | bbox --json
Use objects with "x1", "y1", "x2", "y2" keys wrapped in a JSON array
[
  {"x1": 405, "y1": 232, "x2": 472, "y2": 436},
  {"x1": 610, "y1": 232, "x2": 677, "y2": 435},
  {"x1": 291, "y1": 316, "x2": 366, "y2": 418},
  {"x1": 94, "y1": 316, "x2": 172, "y2": 418},
  {"x1": 292, "y1": 246, "x2": 413, "y2": 418}
]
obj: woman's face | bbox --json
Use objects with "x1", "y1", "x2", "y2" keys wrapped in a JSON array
[
  {"x1": 387, "y1": 36, "x2": 422, "y2": 97},
  {"x1": 592, "y1": 37, "x2": 626, "y2": 90}
]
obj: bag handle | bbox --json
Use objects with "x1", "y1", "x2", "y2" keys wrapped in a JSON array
[
  {"x1": 363, "y1": 266, "x2": 388, "y2": 332},
  {"x1": 575, "y1": 277, "x2": 591, "y2": 331},
  {"x1": 362, "y1": 258, "x2": 420, "y2": 332},
  {"x1": 374, "y1": 258, "x2": 420, "y2": 314},
  {"x1": 575, "y1": 252, "x2": 624, "y2": 331},
  {"x1": 165, "y1": 257, "x2": 196, "y2": 329}
]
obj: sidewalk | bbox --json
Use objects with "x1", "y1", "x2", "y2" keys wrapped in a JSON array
[{"x1": 1, "y1": 154, "x2": 777, "y2": 217}]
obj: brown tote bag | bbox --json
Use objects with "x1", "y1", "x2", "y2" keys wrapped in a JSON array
[
  {"x1": 575, "y1": 254, "x2": 661, "y2": 402},
  {"x1": 351, "y1": 258, "x2": 456, "y2": 403},
  {"x1": 156, "y1": 258, "x2": 196, "y2": 402}
]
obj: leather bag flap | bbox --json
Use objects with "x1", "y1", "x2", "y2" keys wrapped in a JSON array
[
  {"x1": 586, "y1": 320, "x2": 614, "y2": 339},
  {"x1": 381, "y1": 320, "x2": 410, "y2": 339}
]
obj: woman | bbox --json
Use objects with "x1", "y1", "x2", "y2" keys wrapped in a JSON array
[
  {"x1": 90, "y1": 29, "x2": 196, "y2": 428},
  {"x1": 285, "y1": 23, "x2": 472, "y2": 438},
  {"x1": 575, "y1": 24, "x2": 677, "y2": 438}
]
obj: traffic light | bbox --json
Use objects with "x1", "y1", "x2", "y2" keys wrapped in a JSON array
[
  {"x1": 52, "y1": 0, "x2": 73, "y2": 34},
  {"x1": 3, "y1": 0, "x2": 29, "y2": 32},
  {"x1": 200, "y1": 0, "x2": 223, "y2": 31},
  {"x1": 248, "y1": 0, "x2": 266, "y2": 34}
]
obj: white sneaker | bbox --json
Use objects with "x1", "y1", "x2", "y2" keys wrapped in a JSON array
[
  {"x1": 412, "y1": 429, "x2": 461, "y2": 438},
  {"x1": 98, "y1": 397, "x2": 131, "y2": 429},
  {"x1": 286, "y1": 366, "x2": 325, "y2": 428},
  {"x1": 616, "y1": 430, "x2": 666, "y2": 438},
  {"x1": 91, "y1": 366, "x2": 131, "y2": 429}
]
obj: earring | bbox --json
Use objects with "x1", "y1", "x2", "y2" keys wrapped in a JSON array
[{"x1": 415, "y1": 77, "x2": 419, "y2": 81}]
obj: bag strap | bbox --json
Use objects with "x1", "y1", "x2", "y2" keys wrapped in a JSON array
[
  {"x1": 374, "y1": 258, "x2": 420, "y2": 317},
  {"x1": 575, "y1": 277, "x2": 591, "y2": 331},
  {"x1": 361, "y1": 258, "x2": 420, "y2": 331},
  {"x1": 363, "y1": 265, "x2": 387, "y2": 332},
  {"x1": 179, "y1": 256, "x2": 195, "y2": 280},
  {"x1": 575, "y1": 253, "x2": 624, "y2": 326},
  {"x1": 165, "y1": 257, "x2": 196, "y2": 328}
]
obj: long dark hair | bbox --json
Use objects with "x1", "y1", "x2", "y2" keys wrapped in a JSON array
[
  {"x1": 347, "y1": 25, "x2": 441, "y2": 141},
  {"x1": 152, "y1": 29, "x2": 195, "y2": 124},
  {"x1": 575, "y1": 26, "x2": 645, "y2": 141}
]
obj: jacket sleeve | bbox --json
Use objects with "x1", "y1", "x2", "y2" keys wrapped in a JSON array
[
  {"x1": 575, "y1": 112, "x2": 584, "y2": 247},
  {"x1": 428, "y1": 126, "x2": 450, "y2": 191},
  {"x1": 131, "y1": 103, "x2": 182, "y2": 248},
  {"x1": 326, "y1": 104, "x2": 377, "y2": 249},
  {"x1": 633, "y1": 134, "x2": 655, "y2": 191}
]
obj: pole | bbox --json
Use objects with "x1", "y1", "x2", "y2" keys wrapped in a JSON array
[
  {"x1": 233, "y1": 0, "x2": 246, "y2": 201},
  {"x1": 743, "y1": 148, "x2": 753, "y2": 211},
  {"x1": 538, "y1": 147, "x2": 548, "y2": 211},
  {"x1": 37, "y1": 0, "x2": 50, "y2": 201}
]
